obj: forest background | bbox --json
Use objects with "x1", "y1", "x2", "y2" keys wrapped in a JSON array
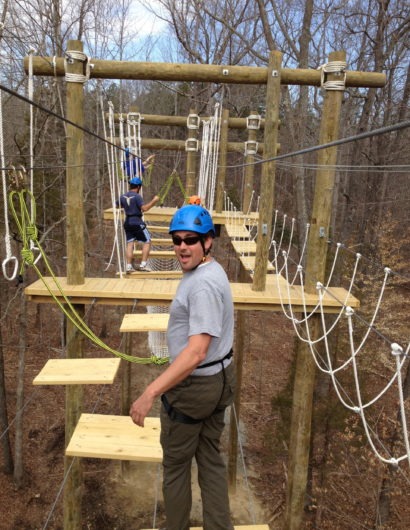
[{"x1": 0, "y1": 0, "x2": 409, "y2": 529}]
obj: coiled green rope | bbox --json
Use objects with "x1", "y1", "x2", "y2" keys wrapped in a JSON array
[{"x1": 9, "y1": 189, "x2": 169, "y2": 366}]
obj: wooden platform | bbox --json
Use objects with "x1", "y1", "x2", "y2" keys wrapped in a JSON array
[
  {"x1": 120, "y1": 270, "x2": 182, "y2": 278},
  {"x1": 66, "y1": 414, "x2": 162, "y2": 462},
  {"x1": 120, "y1": 313, "x2": 169, "y2": 332},
  {"x1": 104, "y1": 206, "x2": 258, "y2": 226},
  {"x1": 33, "y1": 358, "x2": 121, "y2": 385},
  {"x1": 141, "y1": 526, "x2": 269, "y2": 530},
  {"x1": 25, "y1": 276, "x2": 359, "y2": 313}
]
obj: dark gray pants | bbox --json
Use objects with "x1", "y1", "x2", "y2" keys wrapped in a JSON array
[{"x1": 160, "y1": 362, "x2": 236, "y2": 530}]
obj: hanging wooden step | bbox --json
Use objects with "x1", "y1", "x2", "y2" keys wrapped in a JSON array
[
  {"x1": 133, "y1": 249, "x2": 177, "y2": 259},
  {"x1": 151, "y1": 237, "x2": 173, "y2": 246},
  {"x1": 141, "y1": 524, "x2": 269, "y2": 530},
  {"x1": 239, "y1": 255, "x2": 275, "y2": 272},
  {"x1": 33, "y1": 358, "x2": 121, "y2": 385},
  {"x1": 66, "y1": 413, "x2": 162, "y2": 462},
  {"x1": 225, "y1": 223, "x2": 251, "y2": 239},
  {"x1": 120, "y1": 313, "x2": 169, "y2": 332},
  {"x1": 231, "y1": 239, "x2": 257, "y2": 254}
]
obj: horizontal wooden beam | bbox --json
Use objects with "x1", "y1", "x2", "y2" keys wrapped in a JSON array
[
  {"x1": 33, "y1": 358, "x2": 121, "y2": 385},
  {"x1": 24, "y1": 57, "x2": 385, "y2": 88},
  {"x1": 109, "y1": 113, "x2": 266, "y2": 130}
]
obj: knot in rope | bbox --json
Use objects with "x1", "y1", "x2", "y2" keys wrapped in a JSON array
[
  {"x1": 21, "y1": 248, "x2": 35, "y2": 265},
  {"x1": 26, "y1": 225, "x2": 38, "y2": 240},
  {"x1": 318, "y1": 61, "x2": 347, "y2": 91},
  {"x1": 151, "y1": 355, "x2": 170, "y2": 366}
]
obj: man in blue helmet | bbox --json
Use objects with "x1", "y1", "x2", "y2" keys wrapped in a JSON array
[
  {"x1": 130, "y1": 204, "x2": 235, "y2": 530},
  {"x1": 116, "y1": 177, "x2": 159, "y2": 272}
]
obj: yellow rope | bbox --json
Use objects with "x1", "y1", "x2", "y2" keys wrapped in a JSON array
[
  {"x1": 8, "y1": 189, "x2": 169, "y2": 366},
  {"x1": 157, "y1": 169, "x2": 188, "y2": 205}
]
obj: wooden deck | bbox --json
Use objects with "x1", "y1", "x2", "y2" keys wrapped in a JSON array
[
  {"x1": 25, "y1": 276, "x2": 359, "y2": 313},
  {"x1": 66, "y1": 414, "x2": 162, "y2": 462},
  {"x1": 33, "y1": 358, "x2": 121, "y2": 385},
  {"x1": 104, "y1": 206, "x2": 258, "y2": 225}
]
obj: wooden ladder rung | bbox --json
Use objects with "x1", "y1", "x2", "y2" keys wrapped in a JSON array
[
  {"x1": 120, "y1": 313, "x2": 169, "y2": 332},
  {"x1": 66, "y1": 414, "x2": 162, "y2": 462},
  {"x1": 33, "y1": 358, "x2": 121, "y2": 385}
]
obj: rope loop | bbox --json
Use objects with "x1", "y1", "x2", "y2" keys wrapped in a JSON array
[
  {"x1": 64, "y1": 50, "x2": 93, "y2": 83},
  {"x1": 318, "y1": 61, "x2": 347, "y2": 91},
  {"x1": 2, "y1": 256, "x2": 19, "y2": 281}
]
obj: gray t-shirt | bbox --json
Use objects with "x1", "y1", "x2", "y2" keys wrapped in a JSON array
[{"x1": 167, "y1": 259, "x2": 234, "y2": 376}]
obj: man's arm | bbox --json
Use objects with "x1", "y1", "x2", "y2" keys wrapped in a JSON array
[
  {"x1": 129, "y1": 333, "x2": 211, "y2": 427},
  {"x1": 141, "y1": 194, "x2": 160, "y2": 212}
]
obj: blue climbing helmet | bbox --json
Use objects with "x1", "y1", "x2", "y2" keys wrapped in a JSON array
[
  {"x1": 169, "y1": 205, "x2": 215, "y2": 237},
  {"x1": 129, "y1": 177, "x2": 143, "y2": 186}
]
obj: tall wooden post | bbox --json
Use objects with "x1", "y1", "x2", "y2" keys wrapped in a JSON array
[
  {"x1": 63, "y1": 40, "x2": 85, "y2": 530},
  {"x1": 228, "y1": 267, "x2": 248, "y2": 490},
  {"x1": 185, "y1": 108, "x2": 199, "y2": 197},
  {"x1": 242, "y1": 111, "x2": 259, "y2": 213},
  {"x1": 285, "y1": 51, "x2": 346, "y2": 530},
  {"x1": 215, "y1": 108, "x2": 229, "y2": 213},
  {"x1": 252, "y1": 51, "x2": 282, "y2": 292}
]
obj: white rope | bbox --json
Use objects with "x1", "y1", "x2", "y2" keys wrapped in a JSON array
[
  {"x1": 64, "y1": 50, "x2": 93, "y2": 83},
  {"x1": 317, "y1": 60, "x2": 347, "y2": 91},
  {"x1": 0, "y1": 89, "x2": 19, "y2": 280}
]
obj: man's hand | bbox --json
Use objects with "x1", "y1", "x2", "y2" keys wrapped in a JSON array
[{"x1": 129, "y1": 392, "x2": 155, "y2": 427}]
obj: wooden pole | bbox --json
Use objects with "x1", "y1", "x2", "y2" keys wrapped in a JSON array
[
  {"x1": 228, "y1": 267, "x2": 248, "y2": 490},
  {"x1": 242, "y1": 111, "x2": 259, "y2": 213},
  {"x1": 215, "y1": 108, "x2": 229, "y2": 212},
  {"x1": 185, "y1": 108, "x2": 198, "y2": 196},
  {"x1": 252, "y1": 51, "x2": 282, "y2": 292},
  {"x1": 63, "y1": 39, "x2": 85, "y2": 530},
  {"x1": 285, "y1": 51, "x2": 346, "y2": 530},
  {"x1": 25, "y1": 56, "x2": 385, "y2": 88}
]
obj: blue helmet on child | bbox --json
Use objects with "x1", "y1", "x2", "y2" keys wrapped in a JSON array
[
  {"x1": 169, "y1": 205, "x2": 215, "y2": 237},
  {"x1": 129, "y1": 177, "x2": 143, "y2": 186}
]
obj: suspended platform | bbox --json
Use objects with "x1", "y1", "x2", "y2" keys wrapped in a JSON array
[
  {"x1": 120, "y1": 313, "x2": 169, "y2": 332},
  {"x1": 66, "y1": 413, "x2": 162, "y2": 462},
  {"x1": 24, "y1": 276, "x2": 359, "y2": 313},
  {"x1": 33, "y1": 358, "x2": 121, "y2": 385},
  {"x1": 104, "y1": 206, "x2": 258, "y2": 226}
]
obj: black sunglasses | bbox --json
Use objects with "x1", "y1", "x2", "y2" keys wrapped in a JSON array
[{"x1": 172, "y1": 235, "x2": 201, "y2": 246}]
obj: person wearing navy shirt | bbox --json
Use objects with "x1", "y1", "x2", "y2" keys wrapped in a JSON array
[{"x1": 116, "y1": 177, "x2": 159, "y2": 272}]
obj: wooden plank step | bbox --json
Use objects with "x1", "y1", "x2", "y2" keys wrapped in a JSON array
[
  {"x1": 120, "y1": 313, "x2": 169, "y2": 332},
  {"x1": 141, "y1": 524, "x2": 269, "y2": 530},
  {"x1": 150, "y1": 237, "x2": 173, "y2": 246},
  {"x1": 66, "y1": 414, "x2": 162, "y2": 462},
  {"x1": 33, "y1": 358, "x2": 121, "y2": 385},
  {"x1": 231, "y1": 239, "x2": 257, "y2": 254},
  {"x1": 239, "y1": 255, "x2": 275, "y2": 271},
  {"x1": 133, "y1": 250, "x2": 176, "y2": 259},
  {"x1": 141, "y1": 526, "x2": 269, "y2": 530},
  {"x1": 116, "y1": 270, "x2": 182, "y2": 278},
  {"x1": 146, "y1": 225, "x2": 169, "y2": 233},
  {"x1": 225, "y1": 223, "x2": 251, "y2": 239}
]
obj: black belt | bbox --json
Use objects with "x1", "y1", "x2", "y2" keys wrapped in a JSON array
[
  {"x1": 161, "y1": 349, "x2": 233, "y2": 425},
  {"x1": 126, "y1": 214, "x2": 142, "y2": 218},
  {"x1": 195, "y1": 348, "x2": 233, "y2": 370}
]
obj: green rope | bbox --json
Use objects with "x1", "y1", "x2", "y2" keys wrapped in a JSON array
[
  {"x1": 8, "y1": 189, "x2": 169, "y2": 366},
  {"x1": 157, "y1": 170, "x2": 188, "y2": 205}
]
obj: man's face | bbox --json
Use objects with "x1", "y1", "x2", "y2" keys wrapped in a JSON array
[{"x1": 172, "y1": 230, "x2": 212, "y2": 272}]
